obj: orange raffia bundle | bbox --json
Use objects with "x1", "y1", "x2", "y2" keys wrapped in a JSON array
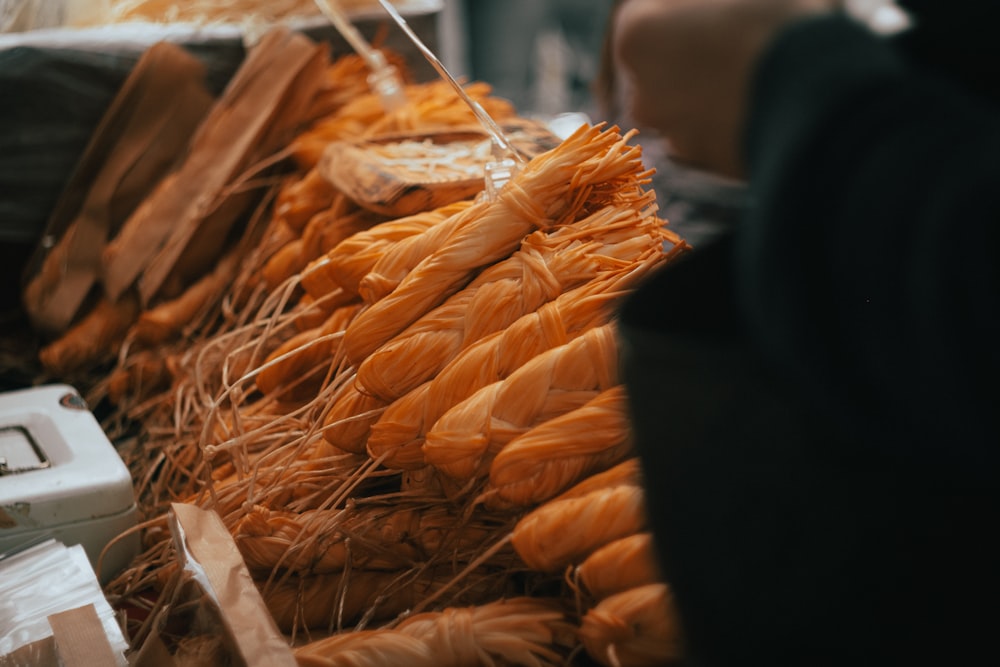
[
  {"x1": 303, "y1": 50, "x2": 411, "y2": 123},
  {"x1": 273, "y1": 166, "x2": 339, "y2": 234},
  {"x1": 511, "y1": 458, "x2": 645, "y2": 572},
  {"x1": 483, "y1": 384, "x2": 633, "y2": 510},
  {"x1": 340, "y1": 123, "x2": 648, "y2": 368},
  {"x1": 364, "y1": 259, "x2": 667, "y2": 470},
  {"x1": 262, "y1": 569, "x2": 434, "y2": 633},
  {"x1": 355, "y1": 193, "x2": 667, "y2": 403},
  {"x1": 576, "y1": 533, "x2": 663, "y2": 601},
  {"x1": 510, "y1": 472, "x2": 647, "y2": 574},
  {"x1": 232, "y1": 502, "x2": 495, "y2": 575},
  {"x1": 315, "y1": 200, "x2": 472, "y2": 300},
  {"x1": 316, "y1": 197, "x2": 496, "y2": 454},
  {"x1": 127, "y1": 244, "x2": 243, "y2": 347},
  {"x1": 421, "y1": 322, "x2": 621, "y2": 481},
  {"x1": 578, "y1": 583, "x2": 682, "y2": 667},
  {"x1": 301, "y1": 205, "x2": 380, "y2": 260},
  {"x1": 354, "y1": 199, "x2": 487, "y2": 305},
  {"x1": 366, "y1": 80, "x2": 515, "y2": 137},
  {"x1": 318, "y1": 379, "x2": 386, "y2": 455},
  {"x1": 38, "y1": 294, "x2": 140, "y2": 376},
  {"x1": 204, "y1": 442, "x2": 375, "y2": 518},
  {"x1": 261, "y1": 204, "x2": 384, "y2": 292},
  {"x1": 356, "y1": 243, "x2": 571, "y2": 402},
  {"x1": 552, "y1": 457, "x2": 643, "y2": 498},
  {"x1": 254, "y1": 302, "x2": 362, "y2": 400},
  {"x1": 293, "y1": 597, "x2": 571, "y2": 667},
  {"x1": 260, "y1": 560, "x2": 518, "y2": 633},
  {"x1": 292, "y1": 91, "x2": 386, "y2": 169},
  {"x1": 293, "y1": 80, "x2": 516, "y2": 169},
  {"x1": 106, "y1": 348, "x2": 173, "y2": 408}
]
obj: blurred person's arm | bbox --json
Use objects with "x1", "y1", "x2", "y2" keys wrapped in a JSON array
[
  {"x1": 613, "y1": 0, "x2": 834, "y2": 178},
  {"x1": 614, "y1": 0, "x2": 1000, "y2": 468},
  {"x1": 742, "y1": 10, "x2": 1000, "y2": 468}
]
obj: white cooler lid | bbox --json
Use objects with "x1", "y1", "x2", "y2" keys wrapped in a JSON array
[{"x1": 0, "y1": 384, "x2": 135, "y2": 533}]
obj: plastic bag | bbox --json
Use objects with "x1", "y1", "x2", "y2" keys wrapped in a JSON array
[{"x1": 0, "y1": 539, "x2": 127, "y2": 664}]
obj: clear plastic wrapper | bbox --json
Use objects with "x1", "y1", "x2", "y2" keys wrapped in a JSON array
[{"x1": 0, "y1": 539, "x2": 128, "y2": 664}]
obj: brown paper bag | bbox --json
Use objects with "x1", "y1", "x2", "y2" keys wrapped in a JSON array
[
  {"x1": 139, "y1": 42, "x2": 329, "y2": 304},
  {"x1": 22, "y1": 42, "x2": 213, "y2": 336},
  {"x1": 102, "y1": 27, "x2": 329, "y2": 307},
  {"x1": 128, "y1": 503, "x2": 296, "y2": 667}
]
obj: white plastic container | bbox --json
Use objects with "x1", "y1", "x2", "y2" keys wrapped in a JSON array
[{"x1": 0, "y1": 384, "x2": 138, "y2": 583}]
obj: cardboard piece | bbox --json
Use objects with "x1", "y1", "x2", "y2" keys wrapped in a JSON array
[
  {"x1": 0, "y1": 604, "x2": 121, "y2": 667},
  {"x1": 48, "y1": 604, "x2": 121, "y2": 667}
]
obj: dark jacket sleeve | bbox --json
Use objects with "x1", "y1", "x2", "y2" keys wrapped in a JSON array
[
  {"x1": 740, "y1": 13, "x2": 1000, "y2": 480},
  {"x1": 618, "y1": 12, "x2": 1000, "y2": 667}
]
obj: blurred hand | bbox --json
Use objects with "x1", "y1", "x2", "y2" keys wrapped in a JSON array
[{"x1": 613, "y1": 0, "x2": 836, "y2": 178}]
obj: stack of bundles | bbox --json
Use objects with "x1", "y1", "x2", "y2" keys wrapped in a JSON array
[{"x1": 22, "y1": 29, "x2": 692, "y2": 667}]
